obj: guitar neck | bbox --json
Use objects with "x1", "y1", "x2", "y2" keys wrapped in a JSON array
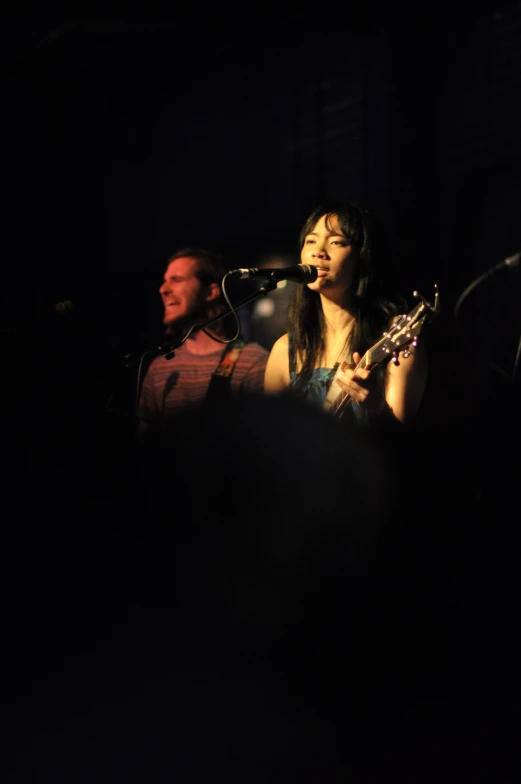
[{"x1": 323, "y1": 283, "x2": 440, "y2": 420}]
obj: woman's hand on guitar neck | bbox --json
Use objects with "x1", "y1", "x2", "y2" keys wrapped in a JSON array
[{"x1": 334, "y1": 351, "x2": 386, "y2": 412}]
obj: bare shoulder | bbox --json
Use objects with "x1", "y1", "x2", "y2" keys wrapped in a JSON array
[{"x1": 270, "y1": 333, "x2": 289, "y2": 354}]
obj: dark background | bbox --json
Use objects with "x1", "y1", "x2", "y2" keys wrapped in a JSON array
[
  {"x1": 2, "y1": 3, "x2": 521, "y2": 781},
  {"x1": 2, "y1": 2, "x2": 521, "y2": 423}
]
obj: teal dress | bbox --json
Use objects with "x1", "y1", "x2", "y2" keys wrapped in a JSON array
[
  {"x1": 288, "y1": 335, "x2": 367, "y2": 421},
  {"x1": 289, "y1": 365, "x2": 337, "y2": 409}
]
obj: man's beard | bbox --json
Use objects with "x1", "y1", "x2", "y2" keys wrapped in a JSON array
[
  {"x1": 163, "y1": 316, "x2": 201, "y2": 341},
  {"x1": 163, "y1": 299, "x2": 232, "y2": 342},
  {"x1": 163, "y1": 299, "x2": 207, "y2": 336}
]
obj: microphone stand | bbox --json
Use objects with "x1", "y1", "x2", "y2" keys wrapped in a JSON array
[{"x1": 154, "y1": 279, "x2": 279, "y2": 359}]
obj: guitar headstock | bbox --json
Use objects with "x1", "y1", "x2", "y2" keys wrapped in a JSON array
[{"x1": 365, "y1": 284, "x2": 440, "y2": 367}]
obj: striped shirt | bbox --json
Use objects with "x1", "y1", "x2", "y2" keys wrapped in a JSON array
[{"x1": 137, "y1": 339, "x2": 269, "y2": 431}]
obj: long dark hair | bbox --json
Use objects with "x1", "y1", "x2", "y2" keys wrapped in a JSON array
[{"x1": 288, "y1": 200, "x2": 408, "y2": 390}]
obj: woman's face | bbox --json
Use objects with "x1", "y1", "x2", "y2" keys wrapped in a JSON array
[{"x1": 300, "y1": 213, "x2": 358, "y2": 295}]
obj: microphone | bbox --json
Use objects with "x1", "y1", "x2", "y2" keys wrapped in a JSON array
[
  {"x1": 491, "y1": 250, "x2": 520, "y2": 274},
  {"x1": 228, "y1": 264, "x2": 318, "y2": 284},
  {"x1": 454, "y1": 250, "x2": 520, "y2": 326},
  {"x1": 1, "y1": 299, "x2": 75, "y2": 333}
]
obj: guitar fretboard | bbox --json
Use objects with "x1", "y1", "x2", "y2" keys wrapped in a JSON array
[{"x1": 322, "y1": 285, "x2": 440, "y2": 420}]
